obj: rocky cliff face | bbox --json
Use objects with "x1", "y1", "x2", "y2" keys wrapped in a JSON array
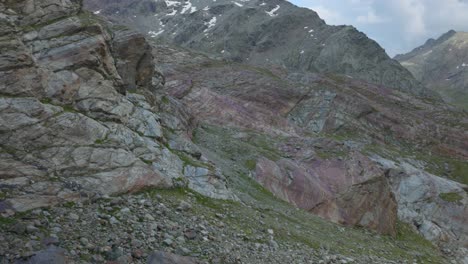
[
  {"x1": 82, "y1": 0, "x2": 430, "y2": 97},
  {"x1": 1, "y1": 0, "x2": 467, "y2": 263},
  {"x1": 0, "y1": 0, "x2": 234, "y2": 213},
  {"x1": 396, "y1": 30, "x2": 468, "y2": 109}
]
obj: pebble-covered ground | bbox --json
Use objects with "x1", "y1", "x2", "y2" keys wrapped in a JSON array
[{"x1": 0, "y1": 187, "x2": 448, "y2": 264}]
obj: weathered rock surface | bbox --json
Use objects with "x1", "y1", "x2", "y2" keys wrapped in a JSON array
[
  {"x1": 255, "y1": 154, "x2": 397, "y2": 235},
  {"x1": 372, "y1": 156, "x2": 468, "y2": 250},
  {"x1": 0, "y1": 0, "x2": 234, "y2": 213},
  {"x1": 83, "y1": 0, "x2": 430, "y2": 96}
]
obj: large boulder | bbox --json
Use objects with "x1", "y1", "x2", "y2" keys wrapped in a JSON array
[{"x1": 255, "y1": 152, "x2": 398, "y2": 235}]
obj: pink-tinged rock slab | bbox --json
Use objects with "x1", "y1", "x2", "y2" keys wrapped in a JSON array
[{"x1": 255, "y1": 153, "x2": 397, "y2": 235}]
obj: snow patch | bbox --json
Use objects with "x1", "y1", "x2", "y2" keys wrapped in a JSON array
[
  {"x1": 181, "y1": 1, "x2": 197, "y2": 14},
  {"x1": 93, "y1": 10, "x2": 101, "y2": 15},
  {"x1": 266, "y1": 5, "x2": 280, "y2": 17},
  {"x1": 148, "y1": 30, "x2": 165, "y2": 38},
  {"x1": 204, "y1": 17, "x2": 217, "y2": 32},
  {"x1": 165, "y1": 0, "x2": 181, "y2": 7},
  {"x1": 233, "y1": 2, "x2": 243, "y2": 7}
]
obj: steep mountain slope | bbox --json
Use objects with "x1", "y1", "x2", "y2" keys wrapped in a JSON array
[
  {"x1": 82, "y1": 0, "x2": 430, "y2": 97},
  {"x1": 396, "y1": 30, "x2": 468, "y2": 109},
  {"x1": 1, "y1": 0, "x2": 467, "y2": 263},
  {"x1": 154, "y1": 44, "x2": 468, "y2": 256}
]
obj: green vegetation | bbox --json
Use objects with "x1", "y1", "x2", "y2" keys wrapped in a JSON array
[
  {"x1": 62, "y1": 105, "x2": 77, "y2": 113},
  {"x1": 363, "y1": 140, "x2": 468, "y2": 185},
  {"x1": 161, "y1": 96, "x2": 170, "y2": 104},
  {"x1": 245, "y1": 159, "x2": 257, "y2": 170},
  {"x1": 140, "y1": 158, "x2": 153, "y2": 165},
  {"x1": 62, "y1": 201, "x2": 76, "y2": 208},
  {"x1": 0, "y1": 217, "x2": 16, "y2": 227},
  {"x1": 439, "y1": 192, "x2": 463, "y2": 202},
  {"x1": 94, "y1": 138, "x2": 105, "y2": 144},
  {"x1": 173, "y1": 150, "x2": 212, "y2": 170}
]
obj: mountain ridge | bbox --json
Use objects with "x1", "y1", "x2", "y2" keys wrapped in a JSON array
[
  {"x1": 396, "y1": 30, "x2": 468, "y2": 109},
  {"x1": 83, "y1": 0, "x2": 433, "y2": 97}
]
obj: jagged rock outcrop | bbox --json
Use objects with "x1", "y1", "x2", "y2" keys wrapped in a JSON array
[
  {"x1": 0, "y1": 0, "x2": 235, "y2": 213},
  {"x1": 373, "y1": 156, "x2": 468, "y2": 250},
  {"x1": 396, "y1": 30, "x2": 468, "y2": 109},
  {"x1": 82, "y1": 0, "x2": 430, "y2": 97}
]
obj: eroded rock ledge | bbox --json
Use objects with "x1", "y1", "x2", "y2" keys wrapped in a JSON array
[{"x1": 0, "y1": 0, "x2": 235, "y2": 213}]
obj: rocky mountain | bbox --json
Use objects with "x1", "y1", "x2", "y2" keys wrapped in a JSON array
[
  {"x1": 1, "y1": 0, "x2": 467, "y2": 263},
  {"x1": 82, "y1": 0, "x2": 432, "y2": 97},
  {"x1": 396, "y1": 30, "x2": 468, "y2": 109}
]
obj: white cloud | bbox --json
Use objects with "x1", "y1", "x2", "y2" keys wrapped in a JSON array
[
  {"x1": 356, "y1": 10, "x2": 384, "y2": 24},
  {"x1": 291, "y1": 0, "x2": 468, "y2": 56},
  {"x1": 308, "y1": 5, "x2": 344, "y2": 25},
  {"x1": 390, "y1": 0, "x2": 426, "y2": 38}
]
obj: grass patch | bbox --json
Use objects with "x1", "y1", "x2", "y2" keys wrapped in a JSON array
[
  {"x1": 62, "y1": 105, "x2": 77, "y2": 113},
  {"x1": 173, "y1": 150, "x2": 212, "y2": 170},
  {"x1": 0, "y1": 217, "x2": 16, "y2": 227},
  {"x1": 245, "y1": 159, "x2": 257, "y2": 170},
  {"x1": 161, "y1": 96, "x2": 170, "y2": 104},
  {"x1": 140, "y1": 158, "x2": 153, "y2": 165},
  {"x1": 439, "y1": 192, "x2": 463, "y2": 202}
]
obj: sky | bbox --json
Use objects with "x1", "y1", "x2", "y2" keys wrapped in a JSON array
[{"x1": 290, "y1": 0, "x2": 468, "y2": 57}]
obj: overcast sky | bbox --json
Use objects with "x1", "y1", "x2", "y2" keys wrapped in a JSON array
[{"x1": 290, "y1": 0, "x2": 468, "y2": 57}]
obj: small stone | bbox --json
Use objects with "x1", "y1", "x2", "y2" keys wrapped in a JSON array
[
  {"x1": 269, "y1": 239, "x2": 279, "y2": 251},
  {"x1": 11, "y1": 223, "x2": 26, "y2": 234},
  {"x1": 68, "y1": 213, "x2": 79, "y2": 221},
  {"x1": 176, "y1": 236, "x2": 185, "y2": 244},
  {"x1": 180, "y1": 247, "x2": 191, "y2": 255},
  {"x1": 109, "y1": 216, "x2": 119, "y2": 225},
  {"x1": 120, "y1": 207, "x2": 131, "y2": 214},
  {"x1": 51, "y1": 227, "x2": 62, "y2": 233},
  {"x1": 144, "y1": 214, "x2": 155, "y2": 221},
  {"x1": 184, "y1": 230, "x2": 197, "y2": 240},
  {"x1": 132, "y1": 249, "x2": 144, "y2": 259},
  {"x1": 80, "y1": 237, "x2": 89, "y2": 246},
  {"x1": 267, "y1": 229, "x2": 274, "y2": 235},
  {"x1": 26, "y1": 225, "x2": 39, "y2": 234},
  {"x1": 163, "y1": 238, "x2": 173, "y2": 246},
  {"x1": 215, "y1": 213, "x2": 224, "y2": 219},
  {"x1": 177, "y1": 201, "x2": 192, "y2": 211},
  {"x1": 42, "y1": 236, "x2": 60, "y2": 246}
]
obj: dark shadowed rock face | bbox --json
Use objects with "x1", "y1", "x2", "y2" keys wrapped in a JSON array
[
  {"x1": 82, "y1": 0, "x2": 429, "y2": 96},
  {"x1": 0, "y1": 0, "x2": 235, "y2": 212},
  {"x1": 396, "y1": 30, "x2": 468, "y2": 109}
]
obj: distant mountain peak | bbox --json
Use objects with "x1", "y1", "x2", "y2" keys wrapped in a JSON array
[{"x1": 396, "y1": 30, "x2": 468, "y2": 109}]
